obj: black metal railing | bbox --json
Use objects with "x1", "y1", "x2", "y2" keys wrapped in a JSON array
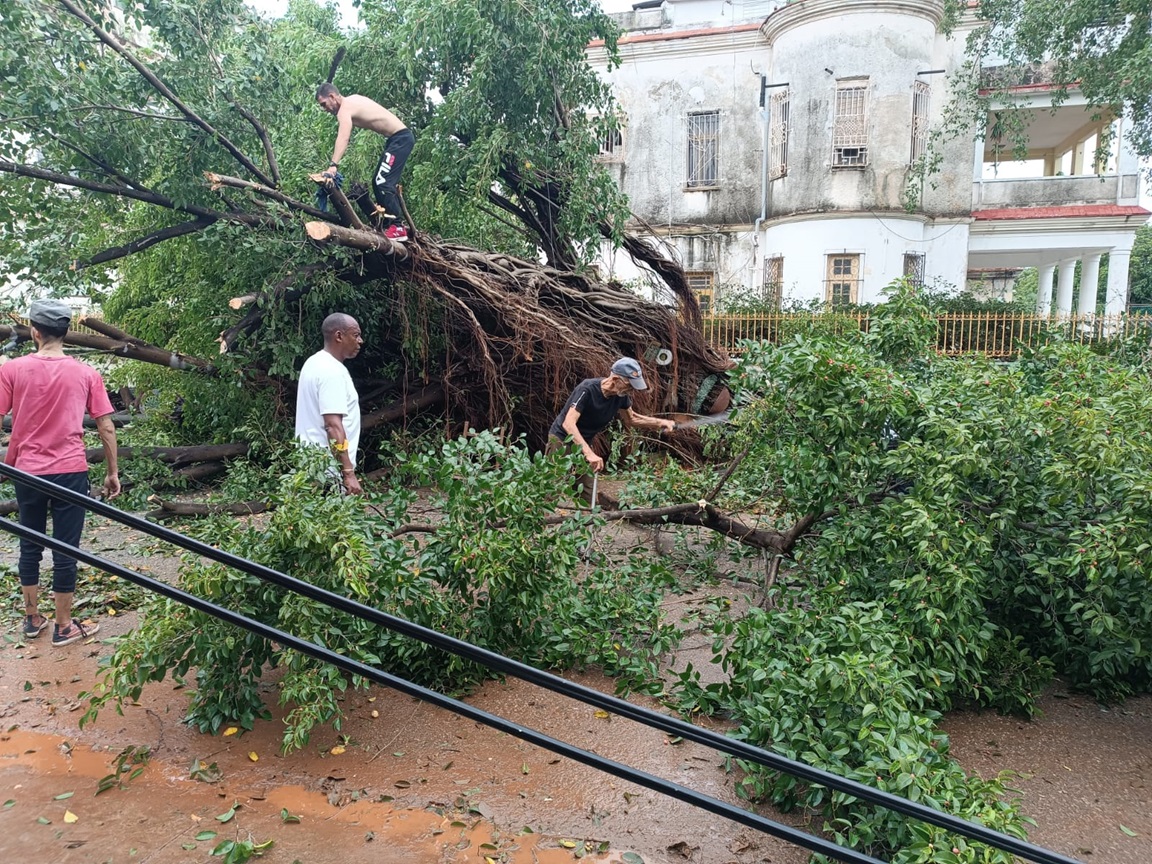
[{"x1": 0, "y1": 465, "x2": 1084, "y2": 864}]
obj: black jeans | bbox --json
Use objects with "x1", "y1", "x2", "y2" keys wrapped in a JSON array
[
  {"x1": 372, "y1": 128, "x2": 415, "y2": 225},
  {"x1": 14, "y1": 471, "x2": 90, "y2": 593}
]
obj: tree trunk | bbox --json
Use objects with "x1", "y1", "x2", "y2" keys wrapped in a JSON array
[
  {"x1": 147, "y1": 497, "x2": 269, "y2": 518},
  {"x1": 85, "y1": 443, "x2": 250, "y2": 466}
]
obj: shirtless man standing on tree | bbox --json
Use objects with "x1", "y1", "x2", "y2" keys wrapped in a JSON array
[{"x1": 315, "y1": 83, "x2": 414, "y2": 242}]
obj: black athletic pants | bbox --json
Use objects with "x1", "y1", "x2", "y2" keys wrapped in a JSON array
[{"x1": 372, "y1": 128, "x2": 415, "y2": 226}]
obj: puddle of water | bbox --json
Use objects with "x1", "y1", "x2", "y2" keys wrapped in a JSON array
[{"x1": 0, "y1": 728, "x2": 620, "y2": 864}]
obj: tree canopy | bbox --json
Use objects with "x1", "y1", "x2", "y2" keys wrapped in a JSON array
[{"x1": 0, "y1": 0, "x2": 721, "y2": 448}]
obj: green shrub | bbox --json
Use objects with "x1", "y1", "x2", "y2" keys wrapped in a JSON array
[{"x1": 82, "y1": 435, "x2": 680, "y2": 751}]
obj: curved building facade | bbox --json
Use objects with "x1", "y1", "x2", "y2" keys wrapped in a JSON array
[{"x1": 590, "y1": 0, "x2": 1145, "y2": 313}]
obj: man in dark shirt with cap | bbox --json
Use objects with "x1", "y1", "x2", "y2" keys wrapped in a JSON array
[
  {"x1": 0, "y1": 299, "x2": 120, "y2": 647},
  {"x1": 548, "y1": 357, "x2": 674, "y2": 504}
]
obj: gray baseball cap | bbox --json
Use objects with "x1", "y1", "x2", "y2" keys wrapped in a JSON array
[
  {"x1": 28, "y1": 299, "x2": 73, "y2": 330},
  {"x1": 610, "y1": 357, "x2": 648, "y2": 391}
]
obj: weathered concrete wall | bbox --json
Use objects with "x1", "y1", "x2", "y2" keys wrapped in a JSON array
[
  {"x1": 763, "y1": 0, "x2": 970, "y2": 219},
  {"x1": 762, "y1": 213, "x2": 969, "y2": 304},
  {"x1": 603, "y1": 28, "x2": 765, "y2": 229}
]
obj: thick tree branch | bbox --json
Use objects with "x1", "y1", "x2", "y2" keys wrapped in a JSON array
[
  {"x1": 79, "y1": 317, "x2": 147, "y2": 344},
  {"x1": 232, "y1": 103, "x2": 281, "y2": 187},
  {"x1": 148, "y1": 497, "x2": 269, "y2": 519},
  {"x1": 0, "y1": 160, "x2": 273, "y2": 227},
  {"x1": 206, "y1": 172, "x2": 333, "y2": 221},
  {"x1": 57, "y1": 0, "x2": 275, "y2": 187},
  {"x1": 620, "y1": 502, "x2": 786, "y2": 549},
  {"x1": 308, "y1": 173, "x2": 365, "y2": 230},
  {"x1": 361, "y1": 384, "x2": 446, "y2": 430},
  {"x1": 304, "y1": 221, "x2": 410, "y2": 260},
  {"x1": 86, "y1": 443, "x2": 249, "y2": 466},
  {"x1": 0, "y1": 324, "x2": 214, "y2": 373},
  {"x1": 326, "y1": 47, "x2": 346, "y2": 85},
  {"x1": 72, "y1": 218, "x2": 217, "y2": 270}
]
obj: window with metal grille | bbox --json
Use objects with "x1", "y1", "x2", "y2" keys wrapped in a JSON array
[
  {"x1": 687, "y1": 270, "x2": 716, "y2": 314},
  {"x1": 832, "y1": 81, "x2": 869, "y2": 168},
  {"x1": 599, "y1": 127, "x2": 624, "y2": 160},
  {"x1": 910, "y1": 81, "x2": 930, "y2": 164},
  {"x1": 687, "y1": 111, "x2": 720, "y2": 188},
  {"x1": 769, "y1": 90, "x2": 789, "y2": 180},
  {"x1": 765, "y1": 256, "x2": 784, "y2": 308},
  {"x1": 825, "y1": 254, "x2": 860, "y2": 307},
  {"x1": 903, "y1": 252, "x2": 926, "y2": 289}
]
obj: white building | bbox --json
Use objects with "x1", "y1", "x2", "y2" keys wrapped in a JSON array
[{"x1": 589, "y1": 0, "x2": 1147, "y2": 314}]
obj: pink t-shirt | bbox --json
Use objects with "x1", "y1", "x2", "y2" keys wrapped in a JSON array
[{"x1": 0, "y1": 354, "x2": 114, "y2": 475}]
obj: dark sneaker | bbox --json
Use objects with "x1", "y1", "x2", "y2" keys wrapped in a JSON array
[
  {"x1": 52, "y1": 619, "x2": 99, "y2": 647},
  {"x1": 23, "y1": 614, "x2": 50, "y2": 638},
  {"x1": 384, "y1": 224, "x2": 408, "y2": 242}
]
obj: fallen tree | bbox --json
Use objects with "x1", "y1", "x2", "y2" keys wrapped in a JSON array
[{"x1": 0, "y1": 0, "x2": 729, "y2": 451}]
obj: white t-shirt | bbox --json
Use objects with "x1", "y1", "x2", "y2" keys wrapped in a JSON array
[{"x1": 294, "y1": 349, "x2": 361, "y2": 468}]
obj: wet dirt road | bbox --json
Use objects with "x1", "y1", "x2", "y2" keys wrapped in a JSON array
[
  {"x1": 0, "y1": 602, "x2": 808, "y2": 864},
  {"x1": 3, "y1": 517, "x2": 1152, "y2": 864}
]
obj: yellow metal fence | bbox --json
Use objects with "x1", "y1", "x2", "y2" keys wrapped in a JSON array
[{"x1": 701, "y1": 312, "x2": 1152, "y2": 359}]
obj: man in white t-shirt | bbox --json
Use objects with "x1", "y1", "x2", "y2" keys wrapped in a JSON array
[{"x1": 294, "y1": 313, "x2": 363, "y2": 494}]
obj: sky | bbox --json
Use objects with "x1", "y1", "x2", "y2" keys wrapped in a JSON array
[{"x1": 246, "y1": 0, "x2": 635, "y2": 27}]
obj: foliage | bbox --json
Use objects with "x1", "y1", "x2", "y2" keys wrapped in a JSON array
[
  {"x1": 674, "y1": 600, "x2": 1034, "y2": 863},
  {"x1": 363, "y1": 0, "x2": 628, "y2": 268},
  {"x1": 945, "y1": 0, "x2": 1152, "y2": 159},
  {"x1": 0, "y1": 0, "x2": 634, "y2": 446},
  {"x1": 1131, "y1": 225, "x2": 1152, "y2": 307},
  {"x1": 81, "y1": 435, "x2": 679, "y2": 751},
  {"x1": 638, "y1": 280, "x2": 1152, "y2": 861}
]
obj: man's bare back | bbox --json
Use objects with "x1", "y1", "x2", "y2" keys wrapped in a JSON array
[{"x1": 337, "y1": 94, "x2": 406, "y2": 138}]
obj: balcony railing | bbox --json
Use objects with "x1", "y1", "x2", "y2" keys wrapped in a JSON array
[
  {"x1": 702, "y1": 312, "x2": 1152, "y2": 359},
  {"x1": 974, "y1": 173, "x2": 1139, "y2": 208}
]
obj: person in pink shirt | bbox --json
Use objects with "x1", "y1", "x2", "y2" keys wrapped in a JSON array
[{"x1": 0, "y1": 299, "x2": 120, "y2": 646}]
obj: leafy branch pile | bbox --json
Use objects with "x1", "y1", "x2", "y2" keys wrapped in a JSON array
[
  {"x1": 639, "y1": 282, "x2": 1152, "y2": 862},
  {"x1": 0, "y1": 0, "x2": 728, "y2": 452},
  {"x1": 83, "y1": 435, "x2": 680, "y2": 752}
]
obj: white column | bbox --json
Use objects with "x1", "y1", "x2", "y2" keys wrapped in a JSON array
[
  {"x1": 1070, "y1": 140, "x2": 1086, "y2": 175},
  {"x1": 1077, "y1": 254, "x2": 1103, "y2": 316},
  {"x1": 1054, "y1": 258, "x2": 1077, "y2": 316},
  {"x1": 1105, "y1": 248, "x2": 1132, "y2": 316},
  {"x1": 1036, "y1": 262, "x2": 1056, "y2": 315}
]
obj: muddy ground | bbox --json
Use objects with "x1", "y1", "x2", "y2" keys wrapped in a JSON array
[{"x1": 1, "y1": 512, "x2": 1150, "y2": 864}]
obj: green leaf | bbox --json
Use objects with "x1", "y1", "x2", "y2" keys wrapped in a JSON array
[
  {"x1": 215, "y1": 803, "x2": 239, "y2": 823},
  {"x1": 1119, "y1": 825, "x2": 1138, "y2": 837},
  {"x1": 622, "y1": 853, "x2": 645, "y2": 864},
  {"x1": 196, "y1": 831, "x2": 218, "y2": 841}
]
